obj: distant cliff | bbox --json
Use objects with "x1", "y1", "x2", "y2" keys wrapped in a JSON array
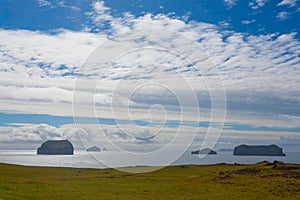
[
  {"x1": 191, "y1": 148, "x2": 217, "y2": 155},
  {"x1": 37, "y1": 140, "x2": 74, "y2": 155},
  {"x1": 233, "y1": 144, "x2": 286, "y2": 156}
]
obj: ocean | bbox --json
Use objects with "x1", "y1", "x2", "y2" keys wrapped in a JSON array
[{"x1": 0, "y1": 150, "x2": 299, "y2": 169}]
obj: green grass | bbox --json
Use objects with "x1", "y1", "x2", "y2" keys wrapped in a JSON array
[{"x1": 0, "y1": 161, "x2": 299, "y2": 199}]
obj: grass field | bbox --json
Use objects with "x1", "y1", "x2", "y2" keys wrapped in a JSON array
[{"x1": 0, "y1": 161, "x2": 299, "y2": 199}]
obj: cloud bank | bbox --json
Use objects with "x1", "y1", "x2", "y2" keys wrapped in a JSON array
[{"x1": 0, "y1": 1, "x2": 300, "y2": 149}]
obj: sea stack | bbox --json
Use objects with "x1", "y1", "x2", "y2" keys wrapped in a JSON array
[
  {"x1": 233, "y1": 144, "x2": 286, "y2": 156},
  {"x1": 87, "y1": 146, "x2": 101, "y2": 152},
  {"x1": 191, "y1": 148, "x2": 217, "y2": 155},
  {"x1": 37, "y1": 140, "x2": 74, "y2": 155}
]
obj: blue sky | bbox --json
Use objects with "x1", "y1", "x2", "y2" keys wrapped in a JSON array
[{"x1": 0, "y1": 0, "x2": 300, "y2": 151}]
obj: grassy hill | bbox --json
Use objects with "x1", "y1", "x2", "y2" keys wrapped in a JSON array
[{"x1": 0, "y1": 161, "x2": 299, "y2": 199}]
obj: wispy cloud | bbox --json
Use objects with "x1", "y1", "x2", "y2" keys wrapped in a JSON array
[
  {"x1": 1, "y1": 14, "x2": 299, "y2": 114},
  {"x1": 57, "y1": 1, "x2": 80, "y2": 11},
  {"x1": 277, "y1": 11, "x2": 290, "y2": 20},
  {"x1": 85, "y1": 1, "x2": 113, "y2": 30},
  {"x1": 223, "y1": 0, "x2": 238, "y2": 8},
  {"x1": 248, "y1": 0, "x2": 268, "y2": 9},
  {"x1": 37, "y1": 0, "x2": 51, "y2": 8},
  {"x1": 242, "y1": 19, "x2": 256, "y2": 24},
  {"x1": 277, "y1": 0, "x2": 298, "y2": 7},
  {"x1": 36, "y1": 0, "x2": 80, "y2": 11}
]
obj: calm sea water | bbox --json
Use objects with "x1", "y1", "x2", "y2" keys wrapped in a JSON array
[{"x1": 0, "y1": 150, "x2": 299, "y2": 169}]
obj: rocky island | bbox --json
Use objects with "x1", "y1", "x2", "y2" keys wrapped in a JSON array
[
  {"x1": 37, "y1": 140, "x2": 74, "y2": 155},
  {"x1": 191, "y1": 148, "x2": 217, "y2": 155},
  {"x1": 233, "y1": 144, "x2": 286, "y2": 156},
  {"x1": 87, "y1": 146, "x2": 101, "y2": 152}
]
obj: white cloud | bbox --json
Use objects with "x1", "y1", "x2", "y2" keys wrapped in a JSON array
[
  {"x1": 277, "y1": 11, "x2": 290, "y2": 20},
  {"x1": 85, "y1": 1, "x2": 113, "y2": 30},
  {"x1": 0, "y1": 29, "x2": 105, "y2": 74},
  {"x1": 37, "y1": 0, "x2": 51, "y2": 7},
  {"x1": 57, "y1": 1, "x2": 80, "y2": 11},
  {"x1": 277, "y1": 0, "x2": 297, "y2": 7},
  {"x1": 0, "y1": 124, "x2": 86, "y2": 143},
  {"x1": 224, "y1": 0, "x2": 238, "y2": 8},
  {"x1": 242, "y1": 19, "x2": 256, "y2": 24},
  {"x1": 249, "y1": 0, "x2": 268, "y2": 9},
  {"x1": 37, "y1": 0, "x2": 80, "y2": 11}
]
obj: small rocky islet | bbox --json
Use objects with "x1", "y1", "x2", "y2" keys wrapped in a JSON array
[{"x1": 191, "y1": 148, "x2": 217, "y2": 155}]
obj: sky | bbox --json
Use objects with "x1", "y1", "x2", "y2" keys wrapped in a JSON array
[{"x1": 0, "y1": 0, "x2": 299, "y2": 153}]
